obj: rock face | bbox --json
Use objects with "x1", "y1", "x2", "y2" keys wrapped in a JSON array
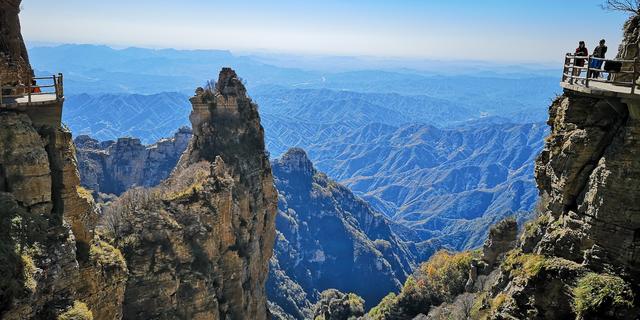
[
  {"x1": 75, "y1": 127, "x2": 192, "y2": 195},
  {"x1": 0, "y1": 113, "x2": 127, "y2": 320},
  {"x1": 106, "y1": 68, "x2": 277, "y2": 319},
  {"x1": 0, "y1": 7, "x2": 127, "y2": 320},
  {"x1": 0, "y1": 0, "x2": 32, "y2": 86},
  {"x1": 268, "y1": 148, "x2": 417, "y2": 319},
  {"x1": 462, "y1": 93, "x2": 640, "y2": 320},
  {"x1": 481, "y1": 218, "x2": 517, "y2": 267}
]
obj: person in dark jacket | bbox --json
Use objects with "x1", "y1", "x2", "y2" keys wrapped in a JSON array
[
  {"x1": 590, "y1": 39, "x2": 607, "y2": 78},
  {"x1": 574, "y1": 41, "x2": 589, "y2": 79}
]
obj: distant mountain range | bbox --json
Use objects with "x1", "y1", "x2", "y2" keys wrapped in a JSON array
[
  {"x1": 64, "y1": 92, "x2": 191, "y2": 143},
  {"x1": 51, "y1": 44, "x2": 554, "y2": 297},
  {"x1": 34, "y1": 44, "x2": 559, "y2": 121},
  {"x1": 306, "y1": 121, "x2": 548, "y2": 250}
]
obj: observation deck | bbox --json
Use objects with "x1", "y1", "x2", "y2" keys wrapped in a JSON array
[
  {"x1": 0, "y1": 74, "x2": 65, "y2": 127},
  {"x1": 561, "y1": 54, "x2": 640, "y2": 100}
]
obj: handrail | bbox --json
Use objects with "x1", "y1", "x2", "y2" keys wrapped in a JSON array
[
  {"x1": 0, "y1": 73, "x2": 64, "y2": 106},
  {"x1": 562, "y1": 53, "x2": 639, "y2": 94}
]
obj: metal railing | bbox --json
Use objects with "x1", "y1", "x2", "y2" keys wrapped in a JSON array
[
  {"x1": 0, "y1": 73, "x2": 64, "y2": 105},
  {"x1": 562, "y1": 54, "x2": 639, "y2": 94}
]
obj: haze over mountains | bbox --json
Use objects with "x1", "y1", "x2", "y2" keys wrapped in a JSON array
[
  {"x1": 31, "y1": 43, "x2": 557, "y2": 253},
  {"x1": 33, "y1": 44, "x2": 559, "y2": 126}
]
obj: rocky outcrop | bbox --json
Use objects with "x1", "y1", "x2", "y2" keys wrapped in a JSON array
[
  {"x1": 75, "y1": 127, "x2": 192, "y2": 196},
  {"x1": 0, "y1": 6, "x2": 126, "y2": 319},
  {"x1": 0, "y1": 0, "x2": 32, "y2": 86},
  {"x1": 0, "y1": 112, "x2": 127, "y2": 319},
  {"x1": 104, "y1": 68, "x2": 277, "y2": 319},
  {"x1": 481, "y1": 218, "x2": 517, "y2": 267},
  {"x1": 268, "y1": 148, "x2": 417, "y2": 319}
]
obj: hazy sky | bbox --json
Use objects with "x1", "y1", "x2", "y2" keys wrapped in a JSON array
[{"x1": 21, "y1": 0, "x2": 630, "y2": 63}]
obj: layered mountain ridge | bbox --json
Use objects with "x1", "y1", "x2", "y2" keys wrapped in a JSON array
[{"x1": 268, "y1": 148, "x2": 420, "y2": 319}]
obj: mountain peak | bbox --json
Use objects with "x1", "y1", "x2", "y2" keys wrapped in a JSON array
[
  {"x1": 275, "y1": 148, "x2": 315, "y2": 176},
  {"x1": 216, "y1": 67, "x2": 247, "y2": 97}
]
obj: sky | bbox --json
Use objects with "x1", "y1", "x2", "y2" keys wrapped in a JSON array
[{"x1": 20, "y1": 0, "x2": 631, "y2": 63}]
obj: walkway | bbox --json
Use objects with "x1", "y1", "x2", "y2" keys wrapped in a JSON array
[
  {"x1": 0, "y1": 74, "x2": 64, "y2": 108},
  {"x1": 1, "y1": 93, "x2": 58, "y2": 107},
  {"x1": 561, "y1": 54, "x2": 640, "y2": 100}
]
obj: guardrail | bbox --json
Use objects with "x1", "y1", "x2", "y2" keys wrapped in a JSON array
[
  {"x1": 562, "y1": 54, "x2": 639, "y2": 94},
  {"x1": 0, "y1": 73, "x2": 64, "y2": 105}
]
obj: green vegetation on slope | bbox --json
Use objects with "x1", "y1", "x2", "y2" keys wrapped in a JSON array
[
  {"x1": 367, "y1": 250, "x2": 475, "y2": 320},
  {"x1": 58, "y1": 301, "x2": 93, "y2": 320},
  {"x1": 573, "y1": 272, "x2": 634, "y2": 318}
]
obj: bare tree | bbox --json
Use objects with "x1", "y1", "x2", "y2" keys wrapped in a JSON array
[{"x1": 602, "y1": 0, "x2": 640, "y2": 14}]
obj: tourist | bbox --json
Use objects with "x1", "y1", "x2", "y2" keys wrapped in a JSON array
[
  {"x1": 31, "y1": 80, "x2": 41, "y2": 94},
  {"x1": 574, "y1": 41, "x2": 589, "y2": 80},
  {"x1": 590, "y1": 39, "x2": 607, "y2": 78}
]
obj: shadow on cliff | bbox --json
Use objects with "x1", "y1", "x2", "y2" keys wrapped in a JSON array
[{"x1": 0, "y1": 193, "x2": 47, "y2": 315}]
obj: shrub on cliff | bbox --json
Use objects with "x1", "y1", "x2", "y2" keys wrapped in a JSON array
[
  {"x1": 367, "y1": 250, "x2": 474, "y2": 319},
  {"x1": 99, "y1": 160, "x2": 211, "y2": 242},
  {"x1": 312, "y1": 289, "x2": 365, "y2": 320},
  {"x1": 58, "y1": 301, "x2": 93, "y2": 320},
  {"x1": 573, "y1": 272, "x2": 634, "y2": 318},
  {"x1": 89, "y1": 239, "x2": 126, "y2": 272}
]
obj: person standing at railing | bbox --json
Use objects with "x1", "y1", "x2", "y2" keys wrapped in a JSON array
[
  {"x1": 30, "y1": 80, "x2": 41, "y2": 94},
  {"x1": 574, "y1": 41, "x2": 589, "y2": 79},
  {"x1": 589, "y1": 39, "x2": 608, "y2": 79}
]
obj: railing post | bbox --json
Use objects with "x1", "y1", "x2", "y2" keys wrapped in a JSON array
[
  {"x1": 562, "y1": 55, "x2": 568, "y2": 83},
  {"x1": 58, "y1": 73, "x2": 64, "y2": 99},
  {"x1": 27, "y1": 74, "x2": 32, "y2": 103},
  {"x1": 0, "y1": 76, "x2": 3, "y2": 105},
  {"x1": 585, "y1": 56, "x2": 591, "y2": 88},
  {"x1": 52, "y1": 75, "x2": 57, "y2": 98},
  {"x1": 569, "y1": 55, "x2": 575, "y2": 85},
  {"x1": 633, "y1": 58, "x2": 638, "y2": 94}
]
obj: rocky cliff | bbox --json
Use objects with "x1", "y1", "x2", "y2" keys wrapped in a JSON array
[
  {"x1": 0, "y1": 111, "x2": 127, "y2": 320},
  {"x1": 102, "y1": 68, "x2": 277, "y2": 319},
  {"x1": 75, "y1": 127, "x2": 192, "y2": 196},
  {"x1": 0, "y1": 6, "x2": 127, "y2": 319},
  {"x1": 0, "y1": 0, "x2": 32, "y2": 86},
  {"x1": 268, "y1": 148, "x2": 417, "y2": 319}
]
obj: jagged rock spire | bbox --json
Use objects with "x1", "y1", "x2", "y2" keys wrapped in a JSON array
[{"x1": 185, "y1": 67, "x2": 268, "y2": 173}]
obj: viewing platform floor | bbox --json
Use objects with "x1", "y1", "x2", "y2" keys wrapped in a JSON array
[
  {"x1": 1, "y1": 94, "x2": 58, "y2": 107},
  {"x1": 561, "y1": 81, "x2": 640, "y2": 100}
]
